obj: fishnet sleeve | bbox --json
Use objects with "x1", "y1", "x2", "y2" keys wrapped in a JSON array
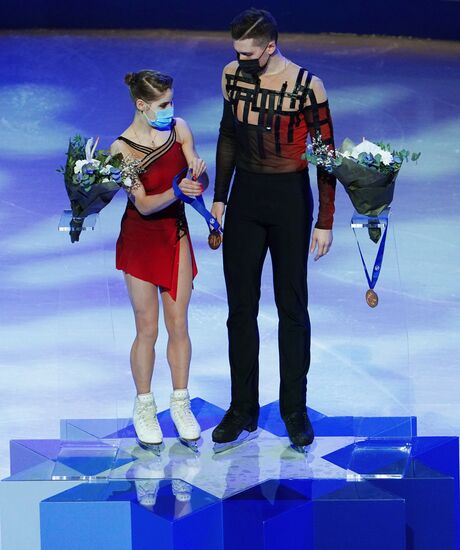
[
  {"x1": 303, "y1": 78, "x2": 337, "y2": 230},
  {"x1": 213, "y1": 98, "x2": 236, "y2": 204}
]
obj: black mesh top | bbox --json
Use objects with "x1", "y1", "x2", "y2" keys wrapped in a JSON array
[{"x1": 214, "y1": 61, "x2": 337, "y2": 229}]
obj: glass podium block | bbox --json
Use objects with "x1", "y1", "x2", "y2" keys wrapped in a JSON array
[
  {"x1": 345, "y1": 207, "x2": 413, "y2": 479},
  {"x1": 58, "y1": 209, "x2": 98, "y2": 232},
  {"x1": 51, "y1": 440, "x2": 120, "y2": 481},
  {"x1": 115, "y1": 399, "x2": 137, "y2": 440},
  {"x1": 346, "y1": 439, "x2": 412, "y2": 480}
]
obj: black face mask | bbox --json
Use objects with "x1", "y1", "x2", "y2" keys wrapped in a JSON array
[{"x1": 237, "y1": 43, "x2": 270, "y2": 77}]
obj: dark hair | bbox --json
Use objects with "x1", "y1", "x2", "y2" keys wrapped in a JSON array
[
  {"x1": 124, "y1": 70, "x2": 173, "y2": 104},
  {"x1": 230, "y1": 8, "x2": 278, "y2": 45}
]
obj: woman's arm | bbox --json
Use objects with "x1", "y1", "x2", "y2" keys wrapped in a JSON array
[
  {"x1": 130, "y1": 186, "x2": 177, "y2": 216},
  {"x1": 175, "y1": 118, "x2": 209, "y2": 189},
  {"x1": 110, "y1": 140, "x2": 200, "y2": 216}
]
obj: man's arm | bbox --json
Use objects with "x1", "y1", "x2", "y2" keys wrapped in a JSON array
[
  {"x1": 304, "y1": 76, "x2": 337, "y2": 231},
  {"x1": 213, "y1": 98, "x2": 237, "y2": 204},
  {"x1": 211, "y1": 66, "x2": 238, "y2": 225},
  {"x1": 303, "y1": 76, "x2": 336, "y2": 260}
]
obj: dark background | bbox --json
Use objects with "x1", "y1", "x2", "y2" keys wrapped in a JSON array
[{"x1": 1, "y1": 0, "x2": 459, "y2": 40}]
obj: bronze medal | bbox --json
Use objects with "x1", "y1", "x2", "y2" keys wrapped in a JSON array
[
  {"x1": 365, "y1": 289, "x2": 379, "y2": 308},
  {"x1": 208, "y1": 230, "x2": 222, "y2": 250}
]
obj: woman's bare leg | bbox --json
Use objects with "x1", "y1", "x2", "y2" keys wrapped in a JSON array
[
  {"x1": 161, "y1": 236, "x2": 193, "y2": 389},
  {"x1": 124, "y1": 273, "x2": 159, "y2": 394}
]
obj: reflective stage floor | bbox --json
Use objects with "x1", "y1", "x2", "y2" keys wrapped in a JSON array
[{"x1": 2, "y1": 398, "x2": 459, "y2": 549}]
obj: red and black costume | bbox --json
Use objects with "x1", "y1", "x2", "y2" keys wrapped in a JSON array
[
  {"x1": 214, "y1": 63, "x2": 336, "y2": 419},
  {"x1": 116, "y1": 124, "x2": 198, "y2": 301}
]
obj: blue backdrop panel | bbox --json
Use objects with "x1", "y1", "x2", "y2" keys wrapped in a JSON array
[
  {"x1": 323, "y1": 437, "x2": 459, "y2": 549},
  {"x1": 372, "y1": 465, "x2": 458, "y2": 549},
  {"x1": 40, "y1": 480, "x2": 223, "y2": 550},
  {"x1": 1, "y1": 0, "x2": 459, "y2": 40},
  {"x1": 311, "y1": 481, "x2": 406, "y2": 550},
  {"x1": 223, "y1": 479, "x2": 406, "y2": 550},
  {"x1": 41, "y1": 497, "x2": 135, "y2": 550}
]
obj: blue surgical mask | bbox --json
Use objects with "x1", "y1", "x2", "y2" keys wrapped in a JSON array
[{"x1": 143, "y1": 105, "x2": 174, "y2": 130}]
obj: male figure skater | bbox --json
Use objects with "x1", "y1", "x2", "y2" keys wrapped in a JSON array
[{"x1": 211, "y1": 8, "x2": 336, "y2": 448}]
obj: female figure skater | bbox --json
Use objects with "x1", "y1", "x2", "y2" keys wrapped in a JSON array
[{"x1": 110, "y1": 70, "x2": 207, "y2": 448}]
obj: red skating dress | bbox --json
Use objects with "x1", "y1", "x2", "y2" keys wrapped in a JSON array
[{"x1": 115, "y1": 125, "x2": 198, "y2": 301}]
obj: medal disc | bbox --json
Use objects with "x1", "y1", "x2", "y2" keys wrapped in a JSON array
[
  {"x1": 208, "y1": 230, "x2": 222, "y2": 250},
  {"x1": 365, "y1": 289, "x2": 379, "y2": 308}
]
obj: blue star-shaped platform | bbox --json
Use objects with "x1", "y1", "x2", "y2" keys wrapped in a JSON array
[{"x1": 1, "y1": 399, "x2": 458, "y2": 550}]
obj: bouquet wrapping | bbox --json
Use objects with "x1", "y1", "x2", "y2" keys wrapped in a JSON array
[
  {"x1": 59, "y1": 135, "x2": 141, "y2": 242},
  {"x1": 305, "y1": 137, "x2": 420, "y2": 242}
]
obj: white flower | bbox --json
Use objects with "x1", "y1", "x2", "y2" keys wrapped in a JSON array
[
  {"x1": 73, "y1": 159, "x2": 101, "y2": 174},
  {"x1": 123, "y1": 177, "x2": 132, "y2": 188},
  {"x1": 351, "y1": 139, "x2": 394, "y2": 165},
  {"x1": 74, "y1": 159, "x2": 89, "y2": 174},
  {"x1": 378, "y1": 150, "x2": 394, "y2": 165}
]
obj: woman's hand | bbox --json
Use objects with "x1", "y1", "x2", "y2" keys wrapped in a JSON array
[
  {"x1": 178, "y1": 178, "x2": 203, "y2": 198},
  {"x1": 310, "y1": 228, "x2": 333, "y2": 261},
  {"x1": 211, "y1": 202, "x2": 225, "y2": 226},
  {"x1": 189, "y1": 157, "x2": 207, "y2": 179}
]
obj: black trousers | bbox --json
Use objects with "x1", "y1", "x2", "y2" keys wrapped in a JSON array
[{"x1": 223, "y1": 168, "x2": 314, "y2": 419}]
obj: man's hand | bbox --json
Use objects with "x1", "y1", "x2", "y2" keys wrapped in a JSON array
[
  {"x1": 211, "y1": 201, "x2": 226, "y2": 226},
  {"x1": 310, "y1": 228, "x2": 333, "y2": 261}
]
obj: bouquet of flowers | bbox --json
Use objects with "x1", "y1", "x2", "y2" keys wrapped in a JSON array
[
  {"x1": 58, "y1": 135, "x2": 142, "y2": 242},
  {"x1": 304, "y1": 136, "x2": 420, "y2": 242}
]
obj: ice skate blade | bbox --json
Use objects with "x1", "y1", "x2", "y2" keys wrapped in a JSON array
[
  {"x1": 213, "y1": 429, "x2": 259, "y2": 454},
  {"x1": 290, "y1": 443, "x2": 312, "y2": 454},
  {"x1": 178, "y1": 437, "x2": 201, "y2": 454},
  {"x1": 136, "y1": 438, "x2": 164, "y2": 455}
]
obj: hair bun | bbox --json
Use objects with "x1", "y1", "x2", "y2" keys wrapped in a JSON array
[{"x1": 124, "y1": 72, "x2": 136, "y2": 86}]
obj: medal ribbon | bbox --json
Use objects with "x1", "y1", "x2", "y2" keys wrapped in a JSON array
[
  {"x1": 173, "y1": 168, "x2": 222, "y2": 233},
  {"x1": 352, "y1": 221, "x2": 389, "y2": 290}
]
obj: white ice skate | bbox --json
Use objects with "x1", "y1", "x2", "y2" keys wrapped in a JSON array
[
  {"x1": 172, "y1": 479, "x2": 193, "y2": 502},
  {"x1": 170, "y1": 389, "x2": 201, "y2": 452},
  {"x1": 133, "y1": 392, "x2": 163, "y2": 453},
  {"x1": 134, "y1": 479, "x2": 160, "y2": 508}
]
